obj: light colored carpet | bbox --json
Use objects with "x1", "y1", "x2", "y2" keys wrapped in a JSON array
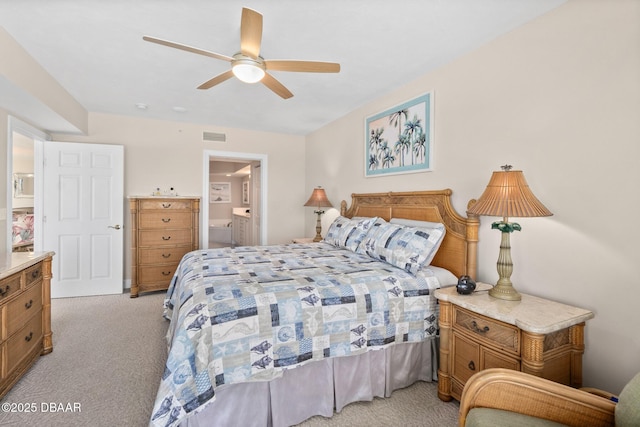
[{"x1": 0, "y1": 292, "x2": 459, "y2": 427}]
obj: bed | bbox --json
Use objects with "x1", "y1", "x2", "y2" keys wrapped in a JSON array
[{"x1": 150, "y1": 190, "x2": 479, "y2": 427}]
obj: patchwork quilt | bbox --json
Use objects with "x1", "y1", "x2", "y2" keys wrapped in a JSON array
[{"x1": 150, "y1": 243, "x2": 441, "y2": 427}]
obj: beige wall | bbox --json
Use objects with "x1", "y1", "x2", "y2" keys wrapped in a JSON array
[
  {"x1": 50, "y1": 112, "x2": 307, "y2": 282},
  {"x1": 306, "y1": 0, "x2": 640, "y2": 393}
]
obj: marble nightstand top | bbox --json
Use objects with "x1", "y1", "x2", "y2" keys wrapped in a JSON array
[{"x1": 434, "y1": 283, "x2": 594, "y2": 334}]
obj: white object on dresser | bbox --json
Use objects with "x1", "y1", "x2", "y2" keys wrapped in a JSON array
[
  {"x1": 435, "y1": 282, "x2": 594, "y2": 402},
  {"x1": 0, "y1": 251, "x2": 54, "y2": 398}
]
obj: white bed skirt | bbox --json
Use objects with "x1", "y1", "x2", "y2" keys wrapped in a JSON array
[{"x1": 182, "y1": 338, "x2": 438, "y2": 427}]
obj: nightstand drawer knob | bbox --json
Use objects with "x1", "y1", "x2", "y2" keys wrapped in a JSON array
[
  {"x1": 468, "y1": 361, "x2": 476, "y2": 371},
  {"x1": 471, "y1": 320, "x2": 490, "y2": 334},
  {"x1": 25, "y1": 299, "x2": 33, "y2": 309},
  {"x1": 25, "y1": 331, "x2": 33, "y2": 342}
]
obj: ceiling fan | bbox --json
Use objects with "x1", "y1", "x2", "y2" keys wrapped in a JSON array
[{"x1": 143, "y1": 7, "x2": 340, "y2": 99}]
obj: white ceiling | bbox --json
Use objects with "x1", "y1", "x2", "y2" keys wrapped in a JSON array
[{"x1": 0, "y1": 0, "x2": 566, "y2": 135}]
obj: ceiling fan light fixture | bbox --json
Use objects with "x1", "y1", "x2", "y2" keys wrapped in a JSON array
[{"x1": 232, "y1": 60, "x2": 265, "y2": 84}]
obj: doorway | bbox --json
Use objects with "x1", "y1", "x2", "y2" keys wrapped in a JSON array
[
  {"x1": 202, "y1": 150, "x2": 267, "y2": 248},
  {"x1": 6, "y1": 117, "x2": 46, "y2": 254}
]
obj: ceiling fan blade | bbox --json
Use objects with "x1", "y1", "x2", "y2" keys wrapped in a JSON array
[
  {"x1": 240, "y1": 7, "x2": 263, "y2": 59},
  {"x1": 197, "y1": 70, "x2": 235, "y2": 90},
  {"x1": 143, "y1": 36, "x2": 233, "y2": 62},
  {"x1": 262, "y1": 73, "x2": 293, "y2": 99},
  {"x1": 265, "y1": 60, "x2": 341, "y2": 73}
]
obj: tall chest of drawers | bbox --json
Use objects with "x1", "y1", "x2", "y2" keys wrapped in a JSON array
[
  {"x1": 0, "y1": 252, "x2": 54, "y2": 398},
  {"x1": 129, "y1": 197, "x2": 200, "y2": 297}
]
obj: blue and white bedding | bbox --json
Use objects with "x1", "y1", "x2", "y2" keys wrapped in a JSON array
[{"x1": 150, "y1": 240, "x2": 445, "y2": 427}]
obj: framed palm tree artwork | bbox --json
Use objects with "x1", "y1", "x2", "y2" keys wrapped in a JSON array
[{"x1": 365, "y1": 92, "x2": 433, "y2": 177}]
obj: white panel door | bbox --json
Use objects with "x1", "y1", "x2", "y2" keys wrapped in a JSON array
[{"x1": 43, "y1": 142, "x2": 124, "y2": 298}]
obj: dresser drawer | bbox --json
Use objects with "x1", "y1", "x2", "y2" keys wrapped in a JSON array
[
  {"x1": 6, "y1": 284, "x2": 42, "y2": 338},
  {"x1": 139, "y1": 246, "x2": 191, "y2": 265},
  {"x1": 139, "y1": 199, "x2": 193, "y2": 211},
  {"x1": 24, "y1": 262, "x2": 43, "y2": 288},
  {"x1": 0, "y1": 272, "x2": 21, "y2": 302},
  {"x1": 139, "y1": 229, "x2": 193, "y2": 247},
  {"x1": 453, "y1": 306, "x2": 520, "y2": 354},
  {"x1": 139, "y1": 212, "x2": 192, "y2": 229},
  {"x1": 139, "y1": 264, "x2": 179, "y2": 285},
  {"x1": 6, "y1": 312, "x2": 43, "y2": 375}
]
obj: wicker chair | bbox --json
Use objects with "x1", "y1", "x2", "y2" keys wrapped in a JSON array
[{"x1": 459, "y1": 368, "x2": 640, "y2": 427}]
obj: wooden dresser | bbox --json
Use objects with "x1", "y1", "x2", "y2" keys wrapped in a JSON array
[
  {"x1": 129, "y1": 197, "x2": 200, "y2": 298},
  {"x1": 435, "y1": 283, "x2": 594, "y2": 402},
  {"x1": 0, "y1": 251, "x2": 54, "y2": 398}
]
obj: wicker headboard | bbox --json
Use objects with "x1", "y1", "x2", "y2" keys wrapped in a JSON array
[{"x1": 340, "y1": 189, "x2": 479, "y2": 279}]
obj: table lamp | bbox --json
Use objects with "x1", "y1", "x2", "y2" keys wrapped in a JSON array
[
  {"x1": 304, "y1": 186, "x2": 333, "y2": 242},
  {"x1": 467, "y1": 165, "x2": 553, "y2": 300}
]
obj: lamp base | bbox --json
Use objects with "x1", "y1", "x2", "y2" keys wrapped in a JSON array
[
  {"x1": 313, "y1": 210, "x2": 324, "y2": 242},
  {"x1": 489, "y1": 224, "x2": 522, "y2": 301},
  {"x1": 488, "y1": 283, "x2": 522, "y2": 301}
]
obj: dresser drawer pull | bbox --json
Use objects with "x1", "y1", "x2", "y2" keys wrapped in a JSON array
[
  {"x1": 0, "y1": 285, "x2": 9, "y2": 297},
  {"x1": 162, "y1": 218, "x2": 171, "y2": 223},
  {"x1": 25, "y1": 331, "x2": 33, "y2": 342},
  {"x1": 31, "y1": 269, "x2": 40, "y2": 279},
  {"x1": 468, "y1": 361, "x2": 476, "y2": 371},
  {"x1": 25, "y1": 299, "x2": 33, "y2": 309},
  {"x1": 471, "y1": 320, "x2": 490, "y2": 334},
  {"x1": 162, "y1": 253, "x2": 172, "y2": 258},
  {"x1": 162, "y1": 271, "x2": 172, "y2": 276},
  {"x1": 162, "y1": 203, "x2": 172, "y2": 208},
  {"x1": 162, "y1": 236, "x2": 171, "y2": 241}
]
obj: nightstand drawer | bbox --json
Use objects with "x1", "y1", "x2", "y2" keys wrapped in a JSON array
[
  {"x1": 452, "y1": 333, "x2": 479, "y2": 384},
  {"x1": 453, "y1": 306, "x2": 519, "y2": 354}
]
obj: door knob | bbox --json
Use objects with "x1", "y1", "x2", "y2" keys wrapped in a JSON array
[{"x1": 108, "y1": 225, "x2": 122, "y2": 230}]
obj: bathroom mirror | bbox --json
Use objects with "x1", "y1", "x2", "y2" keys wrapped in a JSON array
[{"x1": 13, "y1": 173, "x2": 34, "y2": 198}]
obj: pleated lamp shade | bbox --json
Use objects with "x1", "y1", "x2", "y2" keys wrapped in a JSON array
[
  {"x1": 304, "y1": 187, "x2": 333, "y2": 208},
  {"x1": 468, "y1": 168, "x2": 552, "y2": 218}
]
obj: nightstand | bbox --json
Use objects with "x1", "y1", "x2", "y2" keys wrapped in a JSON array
[
  {"x1": 291, "y1": 237, "x2": 316, "y2": 243},
  {"x1": 434, "y1": 283, "x2": 594, "y2": 402}
]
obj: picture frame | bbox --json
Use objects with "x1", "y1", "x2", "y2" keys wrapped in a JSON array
[
  {"x1": 210, "y1": 182, "x2": 231, "y2": 203},
  {"x1": 242, "y1": 181, "x2": 249, "y2": 204},
  {"x1": 365, "y1": 91, "x2": 433, "y2": 177}
]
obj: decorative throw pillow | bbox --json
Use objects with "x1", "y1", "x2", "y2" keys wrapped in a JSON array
[
  {"x1": 389, "y1": 218, "x2": 446, "y2": 256},
  {"x1": 323, "y1": 216, "x2": 379, "y2": 252},
  {"x1": 359, "y1": 222, "x2": 445, "y2": 274}
]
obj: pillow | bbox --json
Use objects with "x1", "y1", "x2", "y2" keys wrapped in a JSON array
[
  {"x1": 359, "y1": 222, "x2": 445, "y2": 274},
  {"x1": 421, "y1": 266, "x2": 458, "y2": 287},
  {"x1": 390, "y1": 218, "x2": 446, "y2": 255},
  {"x1": 323, "y1": 216, "x2": 378, "y2": 252}
]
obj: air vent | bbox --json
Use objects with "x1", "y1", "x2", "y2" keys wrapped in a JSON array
[{"x1": 203, "y1": 131, "x2": 226, "y2": 142}]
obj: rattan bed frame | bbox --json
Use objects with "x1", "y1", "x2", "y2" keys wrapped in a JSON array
[{"x1": 340, "y1": 189, "x2": 479, "y2": 280}]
